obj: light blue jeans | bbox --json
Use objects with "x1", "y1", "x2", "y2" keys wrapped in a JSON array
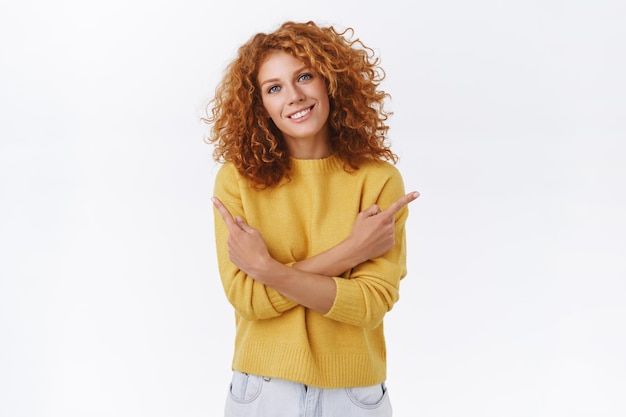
[{"x1": 224, "y1": 371, "x2": 393, "y2": 417}]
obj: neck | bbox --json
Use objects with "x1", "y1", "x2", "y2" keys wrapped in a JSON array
[
  {"x1": 288, "y1": 143, "x2": 331, "y2": 159},
  {"x1": 284, "y1": 128, "x2": 331, "y2": 159}
]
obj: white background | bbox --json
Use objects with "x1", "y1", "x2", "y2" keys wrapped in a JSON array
[{"x1": 1, "y1": 0, "x2": 625, "y2": 416}]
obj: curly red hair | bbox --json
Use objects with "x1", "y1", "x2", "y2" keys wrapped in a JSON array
[{"x1": 203, "y1": 21, "x2": 398, "y2": 188}]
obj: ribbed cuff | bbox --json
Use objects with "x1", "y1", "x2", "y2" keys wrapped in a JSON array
[{"x1": 324, "y1": 277, "x2": 367, "y2": 326}]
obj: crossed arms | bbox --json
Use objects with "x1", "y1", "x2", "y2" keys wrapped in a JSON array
[{"x1": 212, "y1": 191, "x2": 419, "y2": 316}]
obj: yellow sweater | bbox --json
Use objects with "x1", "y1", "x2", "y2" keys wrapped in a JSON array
[{"x1": 212, "y1": 154, "x2": 409, "y2": 388}]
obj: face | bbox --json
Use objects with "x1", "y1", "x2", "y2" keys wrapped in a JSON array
[{"x1": 257, "y1": 50, "x2": 331, "y2": 158}]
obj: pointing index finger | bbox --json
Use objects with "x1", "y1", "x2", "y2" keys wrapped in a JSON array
[
  {"x1": 380, "y1": 191, "x2": 420, "y2": 218},
  {"x1": 212, "y1": 197, "x2": 238, "y2": 230}
]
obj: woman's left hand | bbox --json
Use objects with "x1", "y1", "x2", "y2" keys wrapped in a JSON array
[{"x1": 212, "y1": 197, "x2": 272, "y2": 276}]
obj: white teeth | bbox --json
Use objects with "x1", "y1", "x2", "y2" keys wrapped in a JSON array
[{"x1": 290, "y1": 108, "x2": 310, "y2": 119}]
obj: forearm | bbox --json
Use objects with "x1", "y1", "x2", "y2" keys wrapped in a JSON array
[
  {"x1": 248, "y1": 257, "x2": 337, "y2": 314},
  {"x1": 291, "y1": 237, "x2": 364, "y2": 277}
]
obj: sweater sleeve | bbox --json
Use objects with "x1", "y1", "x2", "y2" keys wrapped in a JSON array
[
  {"x1": 324, "y1": 167, "x2": 409, "y2": 329},
  {"x1": 212, "y1": 164, "x2": 299, "y2": 321}
]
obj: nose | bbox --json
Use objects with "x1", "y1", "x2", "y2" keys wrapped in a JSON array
[{"x1": 287, "y1": 84, "x2": 305, "y2": 104}]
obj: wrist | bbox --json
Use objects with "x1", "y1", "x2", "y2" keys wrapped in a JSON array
[
  {"x1": 250, "y1": 255, "x2": 282, "y2": 284},
  {"x1": 337, "y1": 237, "x2": 366, "y2": 269}
]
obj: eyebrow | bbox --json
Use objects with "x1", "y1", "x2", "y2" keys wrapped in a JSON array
[{"x1": 259, "y1": 65, "x2": 310, "y2": 87}]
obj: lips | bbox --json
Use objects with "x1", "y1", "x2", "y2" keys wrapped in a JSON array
[{"x1": 288, "y1": 106, "x2": 313, "y2": 120}]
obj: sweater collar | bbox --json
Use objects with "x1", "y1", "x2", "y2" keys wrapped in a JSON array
[{"x1": 289, "y1": 154, "x2": 344, "y2": 174}]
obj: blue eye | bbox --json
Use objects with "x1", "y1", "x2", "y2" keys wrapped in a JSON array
[
  {"x1": 298, "y1": 73, "x2": 313, "y2": 82},
  {"x1": 268, "y1": 85, "x2": 280, "y2": 94}
]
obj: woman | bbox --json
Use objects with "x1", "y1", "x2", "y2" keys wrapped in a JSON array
[{"x1": 205, "y1": 20, "x2": 419, "y2": 417}]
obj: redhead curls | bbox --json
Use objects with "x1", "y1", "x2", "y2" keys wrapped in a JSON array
[{"x1": 203, "y1": 21, "x2": 398, "y2": 188}]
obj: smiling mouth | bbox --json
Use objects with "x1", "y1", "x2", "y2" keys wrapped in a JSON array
[{"x1": 289, "y1": 106, "x2": 313, "y2": 120}]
